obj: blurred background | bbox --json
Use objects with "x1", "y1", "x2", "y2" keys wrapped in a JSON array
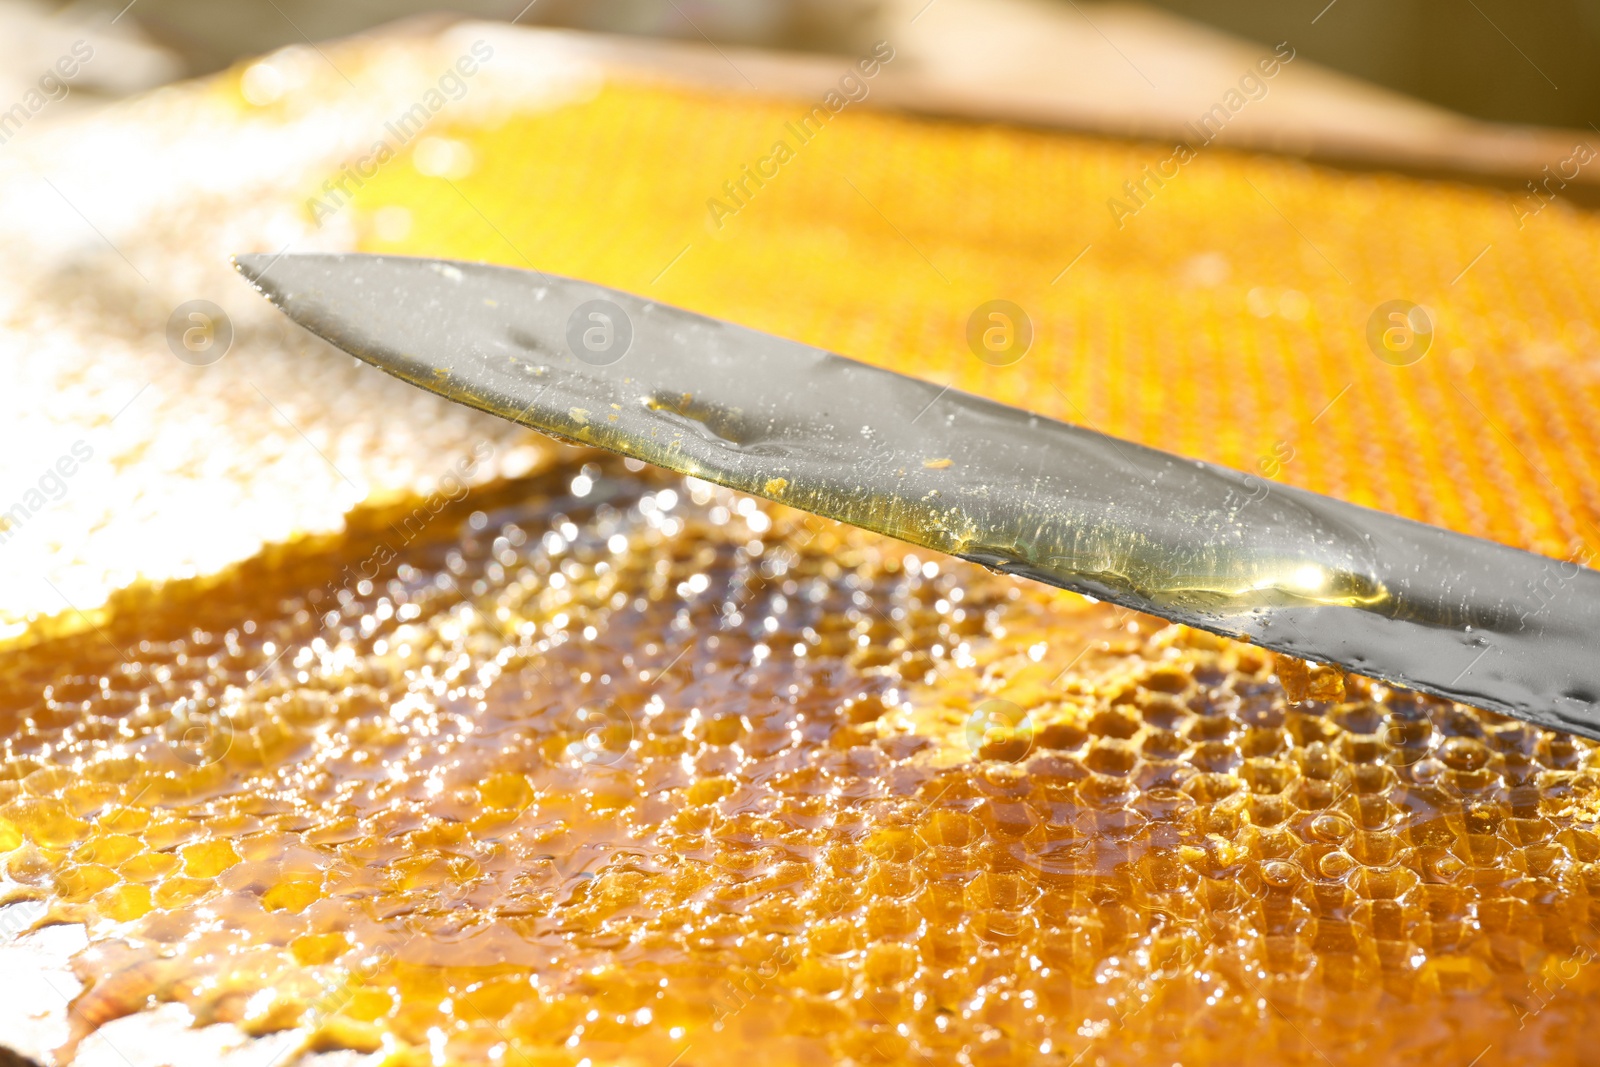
[{"x1": 2, "y1": 0, "x2": 1594, "y2": 129}]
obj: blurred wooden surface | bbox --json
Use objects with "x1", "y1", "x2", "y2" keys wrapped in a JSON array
[{"x1": 515, "y1": 0, "x2": 1600, "y2": 194}]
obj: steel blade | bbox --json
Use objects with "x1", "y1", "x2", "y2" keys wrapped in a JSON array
[{"x1": 235, "y1": 252, "x2": 1600, "y2": 739}]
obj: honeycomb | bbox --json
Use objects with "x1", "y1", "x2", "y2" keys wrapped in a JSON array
[
  {"x1": 4, "y1": 450, "x2": 1599, "y2": 1066},
  {"x1": 5, "y1": 34, "x2": 1600, "y2": 1067},
  {"x1": 348, "y1": 79, "x2": 1600, "y2": 564}
]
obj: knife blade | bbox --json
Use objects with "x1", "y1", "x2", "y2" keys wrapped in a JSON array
[{"x1": 234, "y1": 252, "x2": 1600, "y2": 739}]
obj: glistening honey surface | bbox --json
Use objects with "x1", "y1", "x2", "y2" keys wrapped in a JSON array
[
  {"x1": 5, "y1": 29, "x2": 1600, "y2": 1067},
  {"x1": 5, "y1": 450, "x2": 1600, "y2": 1066}
]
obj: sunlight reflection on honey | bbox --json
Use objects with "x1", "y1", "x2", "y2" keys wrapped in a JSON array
[
  {"x1": 5, "y1": 26, "x2": 1600, "y2": 1066},
  {"x1": 5, "y1": 452, "x2": 1599, "y2": 1065}
]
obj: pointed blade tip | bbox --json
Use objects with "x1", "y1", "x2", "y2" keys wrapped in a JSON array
[{"x1": 231, "y1": 253, "x2": 277, "y2": 297}]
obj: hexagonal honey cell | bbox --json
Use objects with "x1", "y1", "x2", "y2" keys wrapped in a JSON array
[{"x1": 1, "y1": 451, "x2": 1595, "y2": 1066}]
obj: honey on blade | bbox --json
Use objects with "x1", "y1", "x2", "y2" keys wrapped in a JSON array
[{"x1": 2, "y1": 451, "x2": 1598, "y2": 1067}]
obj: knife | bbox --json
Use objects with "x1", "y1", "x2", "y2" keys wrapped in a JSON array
[{"x1": 234, "y1": 253, "x2": 1600, "y2": 740}]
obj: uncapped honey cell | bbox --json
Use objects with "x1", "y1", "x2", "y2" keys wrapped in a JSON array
[{"x1": 2, "y1": 454, "x2": 1595, "y2": 1066}]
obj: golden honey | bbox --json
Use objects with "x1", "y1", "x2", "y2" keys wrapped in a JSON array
[
  {"x1": 4, "y1": 450, "x2": 1599, "y2": 1066},
  {"x1": 5, "y1": 33, "x2": 1600, "y2": 1066}
]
